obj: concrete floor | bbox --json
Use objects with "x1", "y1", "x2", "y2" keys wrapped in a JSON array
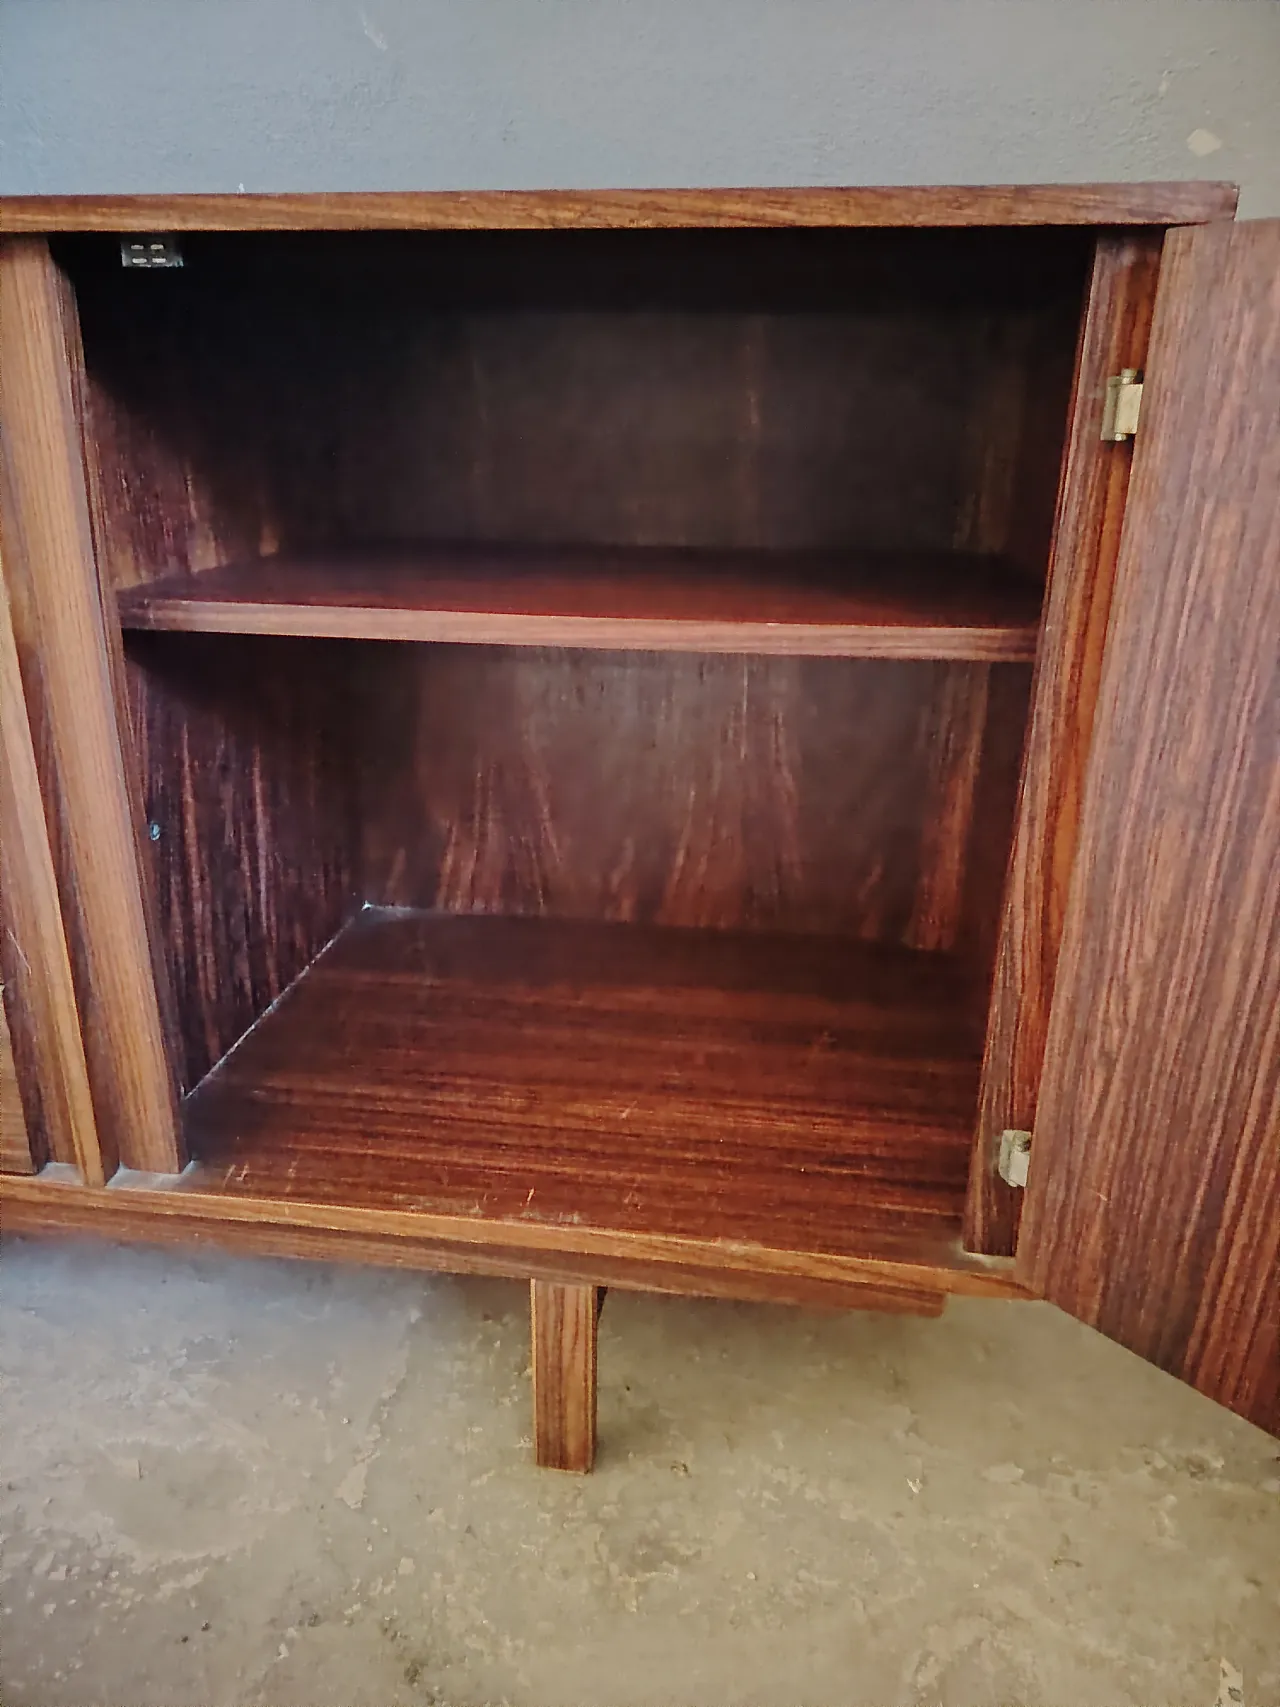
[{"x1": 0, "y1": 1238, "x2": 1277, "y2": 1707}]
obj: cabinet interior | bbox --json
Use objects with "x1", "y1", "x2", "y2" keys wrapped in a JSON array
[{"x1": 63, "y1": 225, "x2": 1091, "y2": 1264}]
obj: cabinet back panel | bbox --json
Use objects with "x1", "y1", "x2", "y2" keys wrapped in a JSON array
[
  {"x1": 94, "y1": 229, "x2": 1062, "y2": 1084},
  {"x1": 125, "y1": 633, "x2": 364, "y2": 1091},
  {"x1": 127, "y1": 631, "x2": 1028, "y2": 1082},
  {"x1": 63, "y1": 229, "x2": 1086, "y2": 586},
  {"x1": 361, "y1": 645, "x2": 1005, "y2": 957}
]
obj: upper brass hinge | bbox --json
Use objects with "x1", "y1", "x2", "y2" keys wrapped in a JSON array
[{"x1": 1101, "y1": 368, "x2": 1143, "y2": 442}]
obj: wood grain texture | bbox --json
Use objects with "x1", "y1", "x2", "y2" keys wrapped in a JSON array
[
  {"x1": 0, "y1": 239, "x2": 181, "y2": 1173},
  {"x1": 964, "y1": 233, "x2": 1165, "y2": 1254},
  {"x1": 956, "y1": 663, "x2": 1035, "y2": 1026},
  {"x1": 531, "y1": 1281, "x2": 599, "y2": 1471},
  {"x1": 59, "y1": 263, "x2": 188, "y2": 1088},
  {"x1": 0, "y1": 184, "x2": 1238, "y2": 233},
  {"x1": 116, "y1": 546, "x2": 1043, "y2": 662},
  {"x1": 1003, "y1": 306, "x2": 1091, "y2": 582},
  {"x1": 0, "y1": 436, "x2": 106, "y2": 1181},
  {"x1": 181, "y1": 910, "x2": 988, "y2": 1270},
  {"x1": 66, "y1": 230, "x2": 1082, "y2": 596},
  {"x1": 0, "y1": 1168, "x2": 984, "y2": 1308},
  {"x1": 362, "y1": 649, "x2": 1001, "y2": 951},
  {"x1": 1019, "y1": 219, "x2": 1280, "y2": 1435},
  {"x1": 0, "y1": 983, "x2": 31, "y2": 1174},
  {"x1": 123, "y1": 636, "x2": 1021, "y2": 1081},
  {"x1": 125, "y1": 633, "x2": 363, "y2": 1091},
  {"x1": 953, "y1": 307, "x2": 1081, "y2": 581}
]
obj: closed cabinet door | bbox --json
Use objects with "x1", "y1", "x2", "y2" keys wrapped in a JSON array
[
  {"x1": 0, "y1": 527, "x2": 101, "y2": 1180},
  {"x1": 1018, "y1": 219, "x2": 1280, "y2": 1435}
]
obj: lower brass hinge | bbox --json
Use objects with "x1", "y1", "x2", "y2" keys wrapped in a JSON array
[
  {"x1": 997, "y1": 1128, "x2": 1032, "y2": 1189},
  {"x1": 1101, "y1": 369, "x2": 1143, "y2": 441}
]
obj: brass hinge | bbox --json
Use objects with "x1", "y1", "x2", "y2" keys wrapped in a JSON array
[
  {"x1": 997, "y1": 1129, "x2": 1032, "y2": 1189},
  {"x1": 120, "y1": 236, "x2": 183, "y2": 270},
  {"x1": 1101, "y1": 368, "x2": 1143, "y2": 442}
]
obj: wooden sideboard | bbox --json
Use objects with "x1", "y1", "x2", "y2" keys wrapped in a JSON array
[{"x1": 2, "y1": 185, "x2": 1276, "y2": 1467}]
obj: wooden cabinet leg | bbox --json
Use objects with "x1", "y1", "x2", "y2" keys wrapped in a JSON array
[{"x1": 530, "y1": 1279, "x2": 599, "y2": 1472}]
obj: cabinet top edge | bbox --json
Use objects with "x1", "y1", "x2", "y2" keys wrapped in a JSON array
[{"x1": 0, "y1": 183, "x2": 1239, "y2": 233}]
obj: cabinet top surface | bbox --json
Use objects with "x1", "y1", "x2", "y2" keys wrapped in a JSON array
[{"x1": 0, "y1": 184, "x2": 1238, "y2": 233}]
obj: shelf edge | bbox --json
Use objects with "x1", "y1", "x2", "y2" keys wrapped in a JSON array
[{"x1": 118, "y1": 600, "x2": 1041, "y2": 663}]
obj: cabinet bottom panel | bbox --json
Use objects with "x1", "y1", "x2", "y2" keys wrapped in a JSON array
[
  {"x1": 183, "y1": 909, "x2": 981, "y2": 1260},
  {"x1": 2, "y1": 910, "x2": 1025, "y2": 1306}
]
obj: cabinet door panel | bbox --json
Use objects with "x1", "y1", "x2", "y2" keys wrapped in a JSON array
[
  {"x1": 0, "y1": 238, "x2": 180, "y2": 1175},
  {"x1": 1018, "y1": 219, "x2": 1280, "y2": 1434},
  {"x1": 0, "y1": 534, "x2": 102, "y2": 1179}
]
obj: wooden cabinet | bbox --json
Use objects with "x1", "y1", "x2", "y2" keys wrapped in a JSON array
[{"x1": 2, "y1": 185, "x2": 1276, "y2": 1468}]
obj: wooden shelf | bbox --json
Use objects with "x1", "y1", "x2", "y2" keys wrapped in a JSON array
[
  {"x1": 116, "y1": 545, "x2": 1043, "y2": 661},
  {"x1": 179, "y1": 910, "x2": 985, "y2": 1269}
]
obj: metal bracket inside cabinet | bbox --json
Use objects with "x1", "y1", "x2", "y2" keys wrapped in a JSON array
[
  {"x1": 997, "y1": 1128, "x2": 1032, "y2": 1189},
  {"x1": 1101, "y1": 368, "x2": 1143, "y2": 441},
  {"x1": 120, "y1": 236, "x2": 183, "y2": 270}
]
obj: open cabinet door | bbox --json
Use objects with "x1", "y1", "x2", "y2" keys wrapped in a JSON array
[{"x1": 1018, "y1": 219, "x2": 1280, "y2": 1435}]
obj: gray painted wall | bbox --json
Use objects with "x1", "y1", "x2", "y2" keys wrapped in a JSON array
[{"x1": 2, "y1": 1, "x2": 1279, "y2": 214}]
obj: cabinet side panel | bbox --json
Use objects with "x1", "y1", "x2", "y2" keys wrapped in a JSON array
[
  {"x1": 126, "y1": 633, "x2": 364, "y2": 1090},
  {"x1": 956, "y1": 663, "x2": 1034, "y2": 1025},
  {"x1": 953, "y1": 304, "x2": 1082, "y2": 580},
  {"x1": 361, "y1": 646, "x2": 991, "y2": 950},
  {"x1": 964, "y1": 232, "x2": 1164, "y2": 1255},
  {"x1": 1020, "y1": 221, "x2": 1280, "y2": 1435}
]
